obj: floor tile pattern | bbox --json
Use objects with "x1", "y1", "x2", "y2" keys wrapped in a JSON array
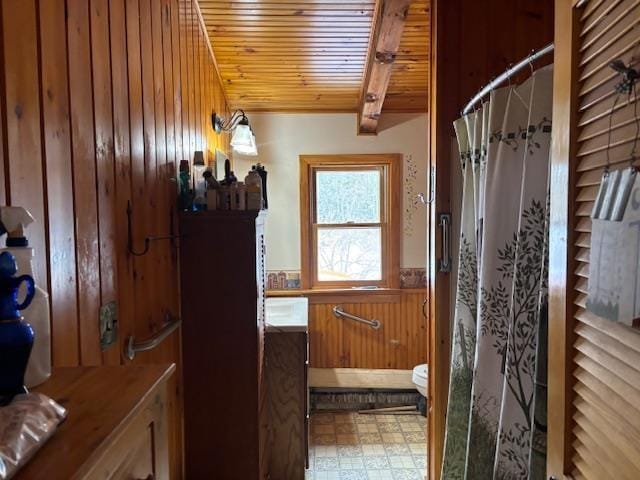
[{"x1": 306, "y1": 412, "x2": 427, "y2": 480}]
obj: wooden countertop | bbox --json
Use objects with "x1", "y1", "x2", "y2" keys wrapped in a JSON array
[{"x1": 14, "y1": 364, "x2": 175, "y2": 480}]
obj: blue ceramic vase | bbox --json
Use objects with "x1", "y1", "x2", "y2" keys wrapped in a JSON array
[{"x1": 0, "y1": 251, "x2": 35, "y2": 405}]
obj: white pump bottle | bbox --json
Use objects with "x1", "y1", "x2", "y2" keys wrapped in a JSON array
[{"x1": 0, "y1": 207, "x2": 51, "y2": 388}]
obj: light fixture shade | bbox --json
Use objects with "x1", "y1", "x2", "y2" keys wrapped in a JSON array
[
  {"x1": 233, "y1": 137, "x2": 258, "y2": 156},
  {"x1": 231, "y1": 124, "x2": 258, "y2": 156},
  {"x1": 249, "y1": 133, "x2": 258, "y2": 155},
  {"x1": 231, "y1": 124, "x2": 252, "y2": 147}
]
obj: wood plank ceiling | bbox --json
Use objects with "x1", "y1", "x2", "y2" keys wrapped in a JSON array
[{"x1": 198, "y1": 0, "x2": 429, "y2": 113}]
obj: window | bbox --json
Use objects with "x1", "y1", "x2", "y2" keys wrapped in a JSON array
[{"x1": 300, "y1": 154, "x2": 401, "y2": 289}]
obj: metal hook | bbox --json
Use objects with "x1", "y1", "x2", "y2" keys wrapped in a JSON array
[
  {"x1": 417, "y1": 166, "x2": 436, "y2": 204},
  {"x1": 127, "y1": 201, "x2": 181, "y2": 257}
]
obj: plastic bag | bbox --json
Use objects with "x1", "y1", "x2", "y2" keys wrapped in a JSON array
[{"x1": 0, "y1": 393, "x2": 67, "y2": 479}]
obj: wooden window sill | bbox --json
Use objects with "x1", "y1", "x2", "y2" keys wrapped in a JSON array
[{"x1": 267, "y1": 287, "x2": 423, "y2": 304}]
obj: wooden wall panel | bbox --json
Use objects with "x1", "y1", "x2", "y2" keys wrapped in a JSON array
[
  {"x1": 0, "y1": 1, "x2": 228, "y2": 476},
  {"x1": 308, "y1": 291, "x2": 428, "y2": 369},
  {"x1": 109, "y1": 0, "x2": 136, "y2": 376},
  {"x1": 38, "y1": 0, "x2": 80, "y2": 368},
  {"x1": 186, "y1": 1, "x2": 196, "y2": 155},
  {"x1": 68, "y1": 0, "x2": 102, "y2": 366},
  {"x1": 179, "y1": 0, "x2": 190, "y2": 161},
  {"x1": 90, "y1": 0, "x2": 119, "y2": 366},
  {"x1": 2, "y1": 0, "x2": 48, "y2": 291}
]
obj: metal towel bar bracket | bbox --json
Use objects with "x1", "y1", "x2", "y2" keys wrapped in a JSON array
[
  {"x1": 125, "y1": 313, "x2": 182, "y2": 360},
  {"x1": 127, "y1": 201, "x2": 181, "y2": 257},
  {"x1": 333, "y1": 305, "x2": 381, "y2": 329}
]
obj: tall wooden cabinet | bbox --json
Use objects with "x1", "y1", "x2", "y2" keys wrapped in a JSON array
[{"x1": 179, "y1": 210, "x2": 268, "y2": 479}]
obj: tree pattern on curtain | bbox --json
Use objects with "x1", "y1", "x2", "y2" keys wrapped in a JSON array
[
  {"x1": 441, "y1": 66, "x2": 553, "y2": 480},
  {"x1": 441, "y1": 117, "x2": 479, "y2": 480},
  {"x1": 495, "y1": 67, "x2": 553, "y2": 480},
  {"x1": 466, "y1": 78, "x2": 533, "y2": 480},
  {"x1": 528, "y1": 193, "x2": 550, "y2": 480}
]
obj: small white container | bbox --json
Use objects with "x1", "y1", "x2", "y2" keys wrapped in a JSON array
[
  {"x1": 246, "y1": 184, "x2": 261, "y2": 210},
  {"x1": 192, "y1": 151, "x2": 207, "y2": 209},
  {"x1": 7, "y1": 247, "x2": 51, "y2": 388},
  {"x1": 245, "y1": 169, "x2": 263, "y2": 210}
]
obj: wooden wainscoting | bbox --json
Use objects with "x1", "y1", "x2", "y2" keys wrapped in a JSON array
[{"x1": 308, "y1": 290, "x2": 428, "y2": 370}]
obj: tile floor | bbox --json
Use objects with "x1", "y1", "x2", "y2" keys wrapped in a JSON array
[{"x1": 306, "y1": 411, "x2": 427, "y2": 480}]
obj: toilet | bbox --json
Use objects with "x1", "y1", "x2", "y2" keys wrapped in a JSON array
[{"x1": 412, "y1": 364, "x2": 428, "y2": 397}]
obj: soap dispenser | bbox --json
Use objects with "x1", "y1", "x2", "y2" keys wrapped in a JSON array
[
  {"x1": 0, "y1": 206, "x2": 51, "y2": 388},
  {"x1": 0, "y1": 251, "x2": 35, "y2": 405}
]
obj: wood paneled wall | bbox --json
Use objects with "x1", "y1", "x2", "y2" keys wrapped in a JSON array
[
  {"x1": 309, "y1": 291, "x2": 428, "y2": 369},
  {"x1": 0, "y1": 0, "x2": 229, "y2": 477},
  {"x1": 429, "y1": 1, "x2": 554, "y2": 477}
]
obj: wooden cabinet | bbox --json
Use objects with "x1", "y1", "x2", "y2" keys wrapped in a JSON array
[
  {"x1": 179, "y1": 210, "x2": 268, "y2": 479},
  {"x1": 14, "y1": 365, "x2": 174, "y2": 480},
  {"x1": 265, "y1": 330, "x2": 309, "y2": 480}
]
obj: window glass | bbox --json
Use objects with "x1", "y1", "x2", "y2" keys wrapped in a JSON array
[
  {"x1": 315, "y1": 170, "x2": 381, "y2": 224},
  {"x1": 317, "y1": 227, "x2": 382, "y2": 281}
]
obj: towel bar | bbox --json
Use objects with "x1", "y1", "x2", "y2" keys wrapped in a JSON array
[
  {"x1": 125, "y1": 313, "x2": 182, "y2": 360},
  {"x1": 333, "y1": 305, "x2": 381, "y2": 329}
]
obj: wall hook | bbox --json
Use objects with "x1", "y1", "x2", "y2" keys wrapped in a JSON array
[
  {"x1": 417, "y1": 166, "x2": 436, "y2": 205},
  {"x1": 127, "y1": 201, "x2": 180, "y2": 257}
]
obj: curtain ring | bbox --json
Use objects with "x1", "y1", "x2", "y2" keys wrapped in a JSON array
[
  {"x1": 529, "y1": 49, "x2": 535, "y2": 76},
  {"x1": 488, "y1": 76, "x2": 496, "y2": 94}
]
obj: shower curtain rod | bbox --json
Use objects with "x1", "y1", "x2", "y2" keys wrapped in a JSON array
[{"x1": 462, "y1": 42, "x2": 555, "y2": 115}]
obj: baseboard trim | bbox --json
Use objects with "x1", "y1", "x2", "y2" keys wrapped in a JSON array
[{"x1": 309, "y1": 368, "x2": 416, "y2": 390}]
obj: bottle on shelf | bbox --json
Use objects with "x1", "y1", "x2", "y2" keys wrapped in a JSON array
[
  {"x1": 192, "y1": 151, "x2": 207, "y2": 211},
  {"x1": 0, "y1": 251, "x2": 35, "y2": 405},
  {"x1": 245, "y1": 168, "x2": 263, "y2": 211},
  {"x1": 178, "y1": 160, "x2": 193, "y2": 211},
  {"x1": 0, "y1": 207, "x2": 50, "y2": 389}
]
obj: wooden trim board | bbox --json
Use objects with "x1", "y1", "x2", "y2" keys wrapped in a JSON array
[
  {"x1": 548, "y1": 1, "x2": 580, "y2": 477},
  {"x1": 309, "y1": 368, "x2": 416, "y2": 390},
  {"x1": 299, "y1": 154, "x2": 402, "y2": 291}
]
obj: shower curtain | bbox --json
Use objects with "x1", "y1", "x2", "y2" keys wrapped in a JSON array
[{"x1": 442, "y1": 65, "x2": 553, "y2": 480}]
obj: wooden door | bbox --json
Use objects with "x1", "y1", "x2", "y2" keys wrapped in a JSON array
[{"x1": 549, "y1": 0, "x2": 640, "y2": 478}]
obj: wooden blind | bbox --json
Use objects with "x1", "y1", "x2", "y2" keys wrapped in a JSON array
[{"x1": 571, "y1": 0, "x2": 640, "y2": 478}]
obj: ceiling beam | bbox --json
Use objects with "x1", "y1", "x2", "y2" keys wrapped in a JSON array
[{"x1": 358, "y1": 0, "x2": 412, "y2": 134}]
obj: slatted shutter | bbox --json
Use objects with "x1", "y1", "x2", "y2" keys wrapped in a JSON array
[{"x1": 553, "y1": 0, "x2": 640, "y2": 478}]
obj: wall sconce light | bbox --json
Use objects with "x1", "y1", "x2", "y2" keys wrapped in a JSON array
[{"x1": 211, "y1": 109, "x2": 258, "y2": 156}]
